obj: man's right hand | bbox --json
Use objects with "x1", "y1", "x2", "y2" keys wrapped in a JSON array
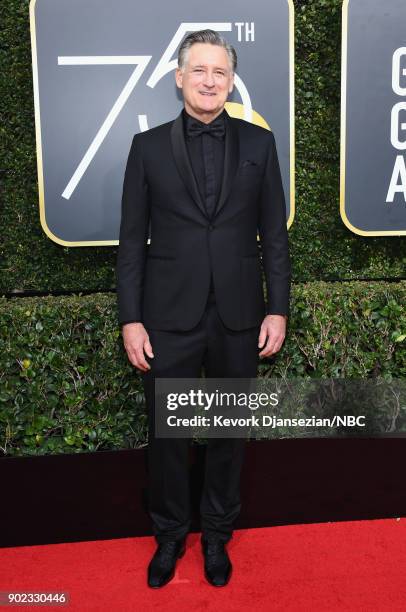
[{"x1": 122, "y1": 322, "x2": 154, "y2": 372}]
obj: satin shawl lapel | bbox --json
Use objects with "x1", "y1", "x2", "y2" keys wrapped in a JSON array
[
  {"x1": 170, "y1": 110, "x2": 240, "y2": 219},
  {"x1": 215, "y1": 112, "x2": 239, "y2": 218},
  {"x1": 170, "y1": 112, "x2": 207, "y2": 218}
]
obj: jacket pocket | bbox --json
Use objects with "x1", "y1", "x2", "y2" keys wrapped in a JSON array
[{"x1": 238, "y1": 164, "x2": 263, "y2": 175}]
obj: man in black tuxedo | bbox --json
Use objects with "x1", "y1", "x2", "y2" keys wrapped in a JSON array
[{"x1": 116, "y1": 29, "x2": 291, "y2": 588}]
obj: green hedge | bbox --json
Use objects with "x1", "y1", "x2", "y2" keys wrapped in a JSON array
[
  {"x1": 1, "y1": 281, "x2": 404, "y2": 456},
  {"x1": 1, "y1": 0, "x2": 405, "y2": 295}
]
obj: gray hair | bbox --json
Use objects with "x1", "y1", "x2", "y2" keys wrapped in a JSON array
[{"x1": 177, "y1": 29, "x2": 237, "y2": 73}]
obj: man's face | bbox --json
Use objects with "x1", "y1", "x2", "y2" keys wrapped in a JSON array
[{"x1": 175, "y1": 43, "x2": 234, "y2": 123}]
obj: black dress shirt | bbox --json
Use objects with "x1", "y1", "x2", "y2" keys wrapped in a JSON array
[{"x1": 182, "y1": 108, "x2": 226, "y2": 219}]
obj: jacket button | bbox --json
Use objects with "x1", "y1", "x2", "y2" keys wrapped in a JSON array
[{"x1": 208, "y1": 224, "x2": 215, "y2": 230}]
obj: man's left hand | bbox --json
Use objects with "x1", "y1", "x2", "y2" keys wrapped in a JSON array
[{"x1": 258, "y1": 314, "x2": 287, "y2": 358}]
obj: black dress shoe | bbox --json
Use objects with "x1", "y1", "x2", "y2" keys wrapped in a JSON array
[
  {"x1": 201, "y1": 537, "x2": 232, "y2": 586},
  {"x1": 147, "y1": 539, "x2": 186, "y2": 588}
]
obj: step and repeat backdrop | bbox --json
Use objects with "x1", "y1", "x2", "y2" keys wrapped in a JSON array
[
  {"x1": 30, "y1": 0, "x2": 295, "y2": 246},
  {"x1": 341, "y1": 0, "x2": 406, "y2": 235},
  {"x1": 30, "y1": 0, "x2": 406, "y2": 247}
]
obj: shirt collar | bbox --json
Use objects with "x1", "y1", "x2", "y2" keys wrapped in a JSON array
[{"x1": 182, "y1": 107, "x2": 227, "y2": 133}]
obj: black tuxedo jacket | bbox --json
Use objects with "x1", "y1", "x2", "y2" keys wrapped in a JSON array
[{"x1": 116, "y1": 109, "x2": 291, "y2": 331}]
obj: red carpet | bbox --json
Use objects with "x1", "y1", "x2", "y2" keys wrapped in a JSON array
[{"x1": 1, "y1": 519, "x2": 405, "y2": 611}]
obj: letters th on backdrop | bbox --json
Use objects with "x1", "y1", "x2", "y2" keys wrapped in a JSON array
[
  {"x1": 341, "y1": 0, "x2": 406, "y2": 235},
  {"x1": 29, "y1": 0, "x2": 294, "y2": 246}
]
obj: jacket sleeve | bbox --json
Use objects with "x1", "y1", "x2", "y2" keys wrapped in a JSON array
[
  {"x1": 115, "y1": 134, "x2": 150, "y2": 325},
  {"x1": 258, "y1": 131, "x2": 292, "y2": 317}
]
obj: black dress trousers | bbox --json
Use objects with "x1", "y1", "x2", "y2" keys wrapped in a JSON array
[
  {"x1": 142, "y1": 291, "x2": 260, "y2": 543},
  {"x1": 141, "y1": 110, "x2": 260, "y2": 543}
]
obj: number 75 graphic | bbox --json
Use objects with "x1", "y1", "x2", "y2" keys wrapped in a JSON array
[{"x1": 57, "y1": 22, "x2": 253, "y2": 200}]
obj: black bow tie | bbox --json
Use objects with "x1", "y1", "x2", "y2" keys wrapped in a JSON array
[{"x1": 186, "y1": 115, "x2": 226, "y2": 140}]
